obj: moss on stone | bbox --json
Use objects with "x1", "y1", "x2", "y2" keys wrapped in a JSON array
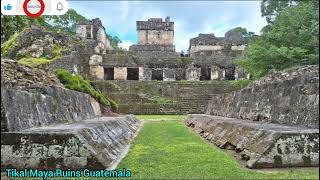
[
  {"x1": 180, "y1": 57, "x2": 191, "y2": 64},
  {"x1": 149, "y1": 95, "x2": 177, "y2": 104},
  {"x1": 52, "y1": 44, "x2": 63, "y2": 60},
  {"x1": 1, "y1": 33, "x2": 20, "y2": 57},
  {"x1": 18, "y1": 57, "x2": 53, "y2": 67},
  {"x1": 229, "y1": 79, "x2": 252, "y2": 89},
  {"x1": 54, "y1": 69, "x2": 118, "y2": 110}
]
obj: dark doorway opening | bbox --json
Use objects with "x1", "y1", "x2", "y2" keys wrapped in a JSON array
[
  {"x1": 225, "y1": 66, "x2": 235, "y2": 80},
  {"x1": 127, "y1": 68, "x2": 139, "y2": 80},
  {"x1": 151, "y1": 69, "x2": 163, "y2": 80},
  {"x1": 175, "y1": 69, "x2": 186, "y2": 80},
  {"x1": 86, "y1": 26, "x2": 92, "y2": 39},
  {"x1": 200, "y1": 67, "x2": 211, "y2": 81},
  {"x1": 104, "y1": 68, "x2": 114, "y2": 80}
]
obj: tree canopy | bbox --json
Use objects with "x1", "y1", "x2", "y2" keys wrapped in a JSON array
[{"x1": 237, "y1": 0, "x2": 319, "y2": 79}]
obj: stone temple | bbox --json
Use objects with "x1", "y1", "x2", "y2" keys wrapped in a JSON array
[
  {"x1": 74, "y1": 17, "x2": 248, "y2": 82},
  {"x1": 130, "y1": 17, "x2": 175, "y2": 52},
  {"x1": 75, "y1": 18, "x2": 113, "y2": 53}
]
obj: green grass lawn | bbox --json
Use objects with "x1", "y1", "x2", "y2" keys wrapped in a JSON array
[
  {"x1": 5, "y1": 115, "x2": 319, "y2": 180},
  {"x1": 136, "y1": 115, "x2": 187, "y2": 121},
  {"x1": 117, "y1": 115, "x2": 319, "y2": 179}
]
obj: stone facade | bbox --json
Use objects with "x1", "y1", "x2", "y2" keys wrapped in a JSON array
[
  {"x1": 130, "y1": 17, "x2": 175, "y2": 52},
  {"x1": 188, "y1": 33, "x2": 248, "y2": 80},
  {"x1": 136, "y1": 17, "x2": 174, "y2": 46},
  {"x1": 73, "y1": 17, "x2": 248, "y2": 82}
]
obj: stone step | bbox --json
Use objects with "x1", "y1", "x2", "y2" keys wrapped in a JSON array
[
  {"x1": 1, "y1": 115, "x2": 141, "y2": 170},
  {"x1": 186, "y1": 114, "x2": 319, "y2": 169}
]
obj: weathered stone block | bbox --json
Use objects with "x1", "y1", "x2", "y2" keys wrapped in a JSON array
[
  {"x1": 89, "y1": 55, "x2": 103, "y2": 65},
  {"x1": 231, "y1": 45, "x2": 246, "y2": 51},
  {"x1": 186, "y1": 67, "x2": 201, "y2": 81},
  {"x1": 1, "y1": 116, "x2": 141, "y2": 170},
  {"x1": 234, "y1": 66, "x2": 247, "y2": 80},
  {"x1": 190, "y1": 45, "x2": 224, "y2": 54},
  {"x1": 211, "y1": 65, "x2": 224, "y2": 80},
  {"x1": 139, "y1": 67, "x2": 152, "y2": 81},
  {"x1": 186, "y1": 114, "x2": 319, "y2": 169},
  {"x1": 163, "y1": 68, "x2": 176, "y2": 81},
  {"x1": 89, "y1": 65, "x2": 104, "y2": 80},
  {"x1": 114, "y1": 67, "x2": 127, "y2": 80}
]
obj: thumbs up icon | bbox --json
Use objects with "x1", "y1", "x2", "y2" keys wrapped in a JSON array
[{"x1": 4, "y1": 4, "x2": 12, "y2": 11}]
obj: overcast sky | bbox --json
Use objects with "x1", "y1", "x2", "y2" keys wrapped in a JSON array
[{"x1": 69, "y1": 1, "x2": 267, "y2": 52}]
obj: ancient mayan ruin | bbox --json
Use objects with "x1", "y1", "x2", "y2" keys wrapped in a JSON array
[
  {"x1": 1, "y1": 6, "x2": 319, "y2": 178},
  {"x1": 69, "y1": 17, "x2": 248, "y2": 82}
]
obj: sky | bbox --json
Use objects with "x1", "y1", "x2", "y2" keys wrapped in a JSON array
[{"x1": 69, "y1": 1, "x2": 268, "y2": 52}]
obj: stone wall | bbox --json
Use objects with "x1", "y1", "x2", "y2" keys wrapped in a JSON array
[
  {"x1": 1, "y1": 87, "x2": 101, "y2": 132},
  {"x1": 129, "y1": 45, "x2": 176, "y2": 52},
  {"x1": 137, "y1": 30, "x2": 174, "y2": 46},
  {"x1": 114, "y1": 67, "x2": 127, "y2": 80},
  {"x1": 188, "y1": 33, "x2": 247, "y2": 79},
  {"x1": 189, "y1": 49, "x2": 243, "y2": 67},
  {"x1": 186, "y1": 115, "x2": 319, "y2": 168},
  {"x1": 41, "y1": 52, "x2": 90, "y2": 75},
  {"x1": 206, "y1": 65, "x2": 319, "y2": 128},
  {"x1": 1, "y1": 60, "x2": 101, "y2": 132},
  {"x1": 1, "y1": 116, "x2": 141, "y2": 170},
  {"x1": 133, "y1": 17, "x2": 175, "y2": 51},
  {"x1": 75, "y1": 18, "x2": 113, "y2": 52}
]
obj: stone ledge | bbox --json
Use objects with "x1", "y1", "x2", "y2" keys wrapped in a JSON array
[
  {"x1": 129, "y1": 45, "x2": 175, "y2": 52},
  {"x1": 186, "y1": 114, "x2": 319, "y2": 169},
  {"x1": 1, "y1": 115, "x2": 141, "y2": 170}
]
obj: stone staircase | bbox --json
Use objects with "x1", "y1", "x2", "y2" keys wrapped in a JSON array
[
  {"x1": 99, "y1": 81, "x2": 239, "y2": 115},
  {"x1": 178, "y1": 94, "x2": 212, "y2": 114}
]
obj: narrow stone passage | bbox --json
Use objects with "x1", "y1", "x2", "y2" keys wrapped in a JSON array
[{"x1": 116, "y1": 116, "x2": 319, "y2": 179}]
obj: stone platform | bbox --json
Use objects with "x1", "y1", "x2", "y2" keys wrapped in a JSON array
[
  {"x1": 1, "y1": 115, "x2": 141, "y2": 170},
  {"x1": 186, "y1": 114, "x2": 319, "y2": 169}
]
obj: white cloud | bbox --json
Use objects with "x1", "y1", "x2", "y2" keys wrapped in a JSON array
[{"x1": 119, "y1": 40, "x2": 134, "y2": 50}]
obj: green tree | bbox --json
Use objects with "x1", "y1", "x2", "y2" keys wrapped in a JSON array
[
  {"x1": 1, "y1": 15, "x2": 48, "y2": 43},
  {"x1": 226, "y1": 27, "x2": 255, "y2": 38},
  {"x1": 45, "y1": 9, "x2": 87, "y2": 34},
  {"x1": 261, "y1": 0, "x2": 296, "y2": 23},
  {"x1": 106, "y1": 34, "x2": 122, "y2": 49},
  {"x1": 237, "y1": 1, "x2": 319, "y2": 79}
]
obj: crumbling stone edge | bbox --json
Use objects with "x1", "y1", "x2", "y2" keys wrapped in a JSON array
[{"x1": 109, "y1": 120, "x2": 145, "y2": 170}]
